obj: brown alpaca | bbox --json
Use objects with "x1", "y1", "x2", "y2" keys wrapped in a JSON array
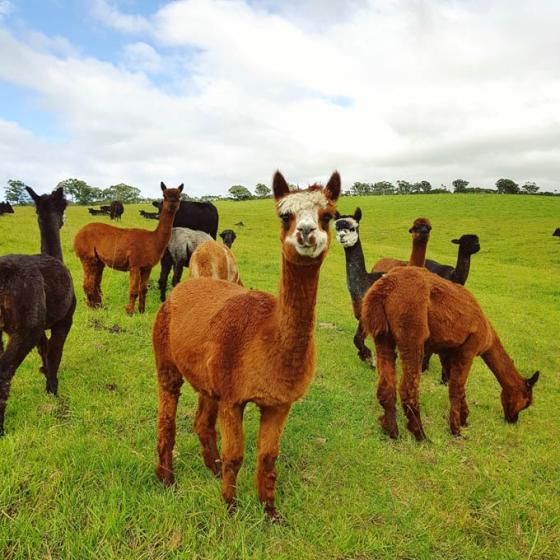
[
  {"x1": 153, "y1": 171, "x2": 340, "y2": 520},
  {"x1": 361, "y1": 266, "x2": 539, "y2": 440},
  {"x1": 74, "y1": 183, "x2": 182, "y2": 315},
  {"x1": 189, "y1": 240, "x2": 243, "y2": 285},
  {"x1": 372, "y1": 217, "x2": 431, "y2": 272}
]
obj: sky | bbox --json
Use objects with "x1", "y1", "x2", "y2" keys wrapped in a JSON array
[{"x1": 0, "y1": 0, "x2": 559, "y2": 197}]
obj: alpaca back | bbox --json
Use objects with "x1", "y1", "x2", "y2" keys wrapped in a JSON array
[
  {"x1": 189, "y1": 240, "x2": 242, "y2": 285},
  {"x1": 168, "y1": 227, "x2": 212, "y2": 265},
  {"x1": 371, "y1": 257, "x2": 407, "y2": 273}
]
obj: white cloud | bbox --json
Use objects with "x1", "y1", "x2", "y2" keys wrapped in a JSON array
[
  {"x1": 0, "y1": 1, "x2": 13, "y2": 20},
  {"x1": 0, "y1": 0, "x2": 559, "y2": 196}
]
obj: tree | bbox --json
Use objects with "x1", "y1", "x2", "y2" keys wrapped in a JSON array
[
  {"x1": 56, "y1": 178, "x2": 102, "y2": 205},
  {"x1": 521, "y1": 181, "x2": 539, "y2": 194},
  {"x1": 496, "y1": 178, "x2": 519, "y2": 194},
  {"x1": 228, "y1": 185, "x2": 252, "y2": 200},
  {"x1": 4, "y1": 179, "x2": 32, "y2": 204},
  {"x1": 396, "y1": 180, "x2": 412, "y2": 195},
  {"x1": 350, "y1": 182, "x2": 373, "y2": 196},
  {"x1": 255, "y1": 183, "x2": 271, "y2": 198},
  {"x1": 102, "y1": 183, "x2": 142, "y2": 203},
  {"x1": 372, "y1": 181, "x2": 395, "y2": 195},
  {"x1": 452, "y1": 179, "x2": 469, "y2": 193},
  {"x1": 416, "y1": 180, "x2": 432, "y2": 194}
]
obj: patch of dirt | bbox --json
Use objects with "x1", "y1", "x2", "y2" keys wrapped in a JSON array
[
  {"x1": 105, "y1": 383, "x2": 118, "y2": 392},
  {"x1": 88, "y1": 318, "x2": 125, "y2": 334}
]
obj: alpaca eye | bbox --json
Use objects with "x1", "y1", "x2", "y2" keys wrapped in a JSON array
[
  {"x1": 280, "y1": 214, "x2": 291, "y2": 227},
  {"x1": 322, "y1": 214, "x2": 332, "y2": 225}
]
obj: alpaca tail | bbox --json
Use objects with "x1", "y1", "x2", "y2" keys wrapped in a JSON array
[{"x1": 361, "y1": 276, "x2": 395, "y2": 339}]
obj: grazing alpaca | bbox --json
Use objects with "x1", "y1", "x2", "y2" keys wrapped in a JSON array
[
  {"x1": 74, "y1": 183, "x2": 182, "y2": 315},
  {"x1": 0, "y1": 202, "x2": 14, "y2": 215},
  {"x1": 361, "y1": 266, "x2": 539, "y2": 440},
  {"x1": 0, "y1": 186, "x2": 75, "y2": 435},
  {"x1": 553, "y1": 228, "x2": 560, "y2": 237},
  {"x1": 189, "y1": 240, "x2": 243, "y2": 286},
  {"x1": 88, "y1": 208, "x2": 108, "y2": 216},
  {"x1": 153, "y1": 171, "x2": 340, "y2": 520},
  {"x1": 140, "y1": 209, "x2": 159, "y2": 220},
  {"x1": 423, "y1": 234, "x2": 481, "y2": 378},
  {"x1": 372, "y1": 217, "x2": 432, "y2": 272},
  {"x1": 334, "y1": 208, "x2": 383, "y2": 362},
  {"x1": 219, "y1": 229, "x2": 237, "y2": 248},
  {"x1": 161, "y1": 227, "x2": 213, "y2": 298}
]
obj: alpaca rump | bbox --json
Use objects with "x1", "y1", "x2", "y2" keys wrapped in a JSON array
[
  {"x1": 189, "y1": 240, "x2": 243, "y2": 285},
  {"x1": 153, "y1": 170, "x2": 340, "y2": 520},
  {"x1": 74, "y1": 183, "x2": 182, "y2": 315},
  {"x1": 361, "y1": 266, "x2": 539, "y2": 440}
]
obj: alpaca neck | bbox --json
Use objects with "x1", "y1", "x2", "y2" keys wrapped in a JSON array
[
  {"x1": 451, "y1": 250, "x2": 471, "y2": 285},
  {"x1": 39, "y1": 213, "x2": 63, "y2": 262},
  {"x1": 276, "y1": 257, "x2": 321, "y2": 359},
  {"x1": 481, "y1": 329, "x2": 525, "y2": 392},
  {"x1": 343, "y1": 239, "x2": 376, "y2": 300},
  {"x1": 153, "y1": 204, "x2": 176, "y2": 247},
  {"x1": 409, "y1": 237, "x2": 428, "y2": 267}
]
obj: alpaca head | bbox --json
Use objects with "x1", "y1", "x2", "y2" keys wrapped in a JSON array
[
  {"x1": 273, "y1": 171, "x2": 340, "y2": 264},
  {"x1": 160, "y1": 182, "x2": 183, "y2": 215},
  {"x1": 26, "y1": 186, "x2": 67, "y2": 229},
  {"x1": 219, "y1": 229, "x2": 237, "y2": 248},
  {"x1": 452, "y1": 234, "x2": 480, "y2": 255},
  {"x1": 501, "y1": 370, "x2": 539, "y2": 423},
  {"x1": 409, "y1": 217, "x2": 431, "y2": 242},
  {"x1": 334, "y1": 208, "x2": 361, "y2": 248}
]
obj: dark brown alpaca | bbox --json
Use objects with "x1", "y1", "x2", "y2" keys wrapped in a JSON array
[
  {"x1": 74, "y1": 183, "x2": 182, "y2": 315},
  {"x1": 361, "y1": 266, "x2": 539, "y2": 440},
  {"x1": 153, "y1": 171, "x2": 340, "y2": 520},
  {"x1": 372, "y1": 217, "x2": 432, "y2": 272},
  {"x1": 0, "y1": 186, "x2": 75, "y2": 435}
]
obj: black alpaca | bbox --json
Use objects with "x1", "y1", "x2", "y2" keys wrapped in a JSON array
[
  {"x1": 334, "y1": 208, "x2": 383, "y2": 363},
  {"x1": 0, "y1": 186, "x2": 75, "y2": 435},
  {"x1": 219, "y1": 229, "x2": 237, "y2": 248},
  {"x1": 0, "y1": 202, "x2": 14, "y2": 215},
  {"x1": 140, "y1": 209, "x2": 159, "y2": 220},
  {"x1": 422, "y1": 234, "x2": 481, "y2": 381}
]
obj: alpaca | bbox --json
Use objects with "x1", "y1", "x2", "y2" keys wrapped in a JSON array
[
  {"x1": 423, "y1": 234, "x2": 481, "y2": 378},
  {"x1": 153, "y1": 170, "x2": 340, "y2": 520},
  {"x1": 0, "y1": 186, "x2": 75, "y2": 435},
  {"x1": 372, "y1": 217, "x2": 432, "y2": 272},
  {"x1": 0, "y1": 202, "x2": 14, "y2": 215},
  {"x1": 361, "y1": 266, "x2": 539, "y2": 440},
  {"x1": 161, "y1": 227, "x2": 213, "y2": 299},
  {"x1": 88, "y1": 208, "x2": 108, "y2": 216},
  {"x1": 74, "y1": 183, "x2": 182, "y2": 315},
  {"x1": 553, "y1": 228, "x2": 560, "y2": 237},
  {"x1": 334, "y1": 208, "x2": 383, "y2": 362},
  {"x1": 140, "y1": 210, "x2": 159, "y2": 220},
  {"x1": 219, "y1": 229, "x2": 237, "y2": 248},
  {"x1": 189, "y1": 240, "x2": 243, "y2": 286},
  {"x1": 109, "y1": 201, "x2": 124, "y2": 220}
]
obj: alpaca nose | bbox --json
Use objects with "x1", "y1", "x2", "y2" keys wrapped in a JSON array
[{"x1": 296, "y1": 223, "x2": 317, "y2": 245}]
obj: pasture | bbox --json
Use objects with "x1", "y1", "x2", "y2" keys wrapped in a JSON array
[{"x1": 0, "y1": 193, "x2": 559, "y2": 559}]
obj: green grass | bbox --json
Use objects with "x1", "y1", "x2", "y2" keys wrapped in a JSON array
[{"x1": 0, "y1": 194, "x2": 559, "y2": 559}]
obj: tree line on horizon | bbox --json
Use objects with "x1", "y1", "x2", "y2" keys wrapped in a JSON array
[{"x1": 3, "y1": 176, "x2": 558, "y2": 205}]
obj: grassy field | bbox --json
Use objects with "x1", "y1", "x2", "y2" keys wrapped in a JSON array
[{"x1": 0, "y1": 193, "x2": 559, "y2": 559}]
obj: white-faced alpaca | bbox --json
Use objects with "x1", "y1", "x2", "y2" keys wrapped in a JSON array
[
  {"x1": 334, "y1": 208, "x2": 383, "y2": 363},
  {"x1": 361, "y1": 266, "x2": 539, "y2": 441},
  {"x1": 153, "y1": 171, "x2": 340, "y2": 520},
  {"x1": 189, "y1": 240, "x2": 243, "y2": 286}
]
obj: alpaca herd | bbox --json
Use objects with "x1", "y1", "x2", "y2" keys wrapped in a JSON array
[{"x1": 0, "y1": 173, "x2": 543, "y2": 521}]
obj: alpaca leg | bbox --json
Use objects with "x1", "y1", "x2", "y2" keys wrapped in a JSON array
[
  {"x1": 354, "y1": 322, "x2": 373, "y2": 364},
  {"x1": 218, "y1": 402, "x2": 246, "y2": 512},
  {"x1": 138, "y1": 268, "x2": 151, "y2": 314},
  {"x1": 374, "y1": 334, "x2": 399, "y2": 438},
  {"x1": 81, "y1": 258, "x2": 104, "y2": 308},
  {"x1": 171, "y1": 261, "x2": 183, "y2": 287},
  {"x1": 0, "y1": 330, "x2": 42, "y2": 435},
  {"x1": 256, "y1": 404, "x2": 291, "y2": 521},
  {"x1": 447, "y1": 355, "x2": 474, "y2": 437},
  {"x1": 126, "y1": 268, "x2": 141, "y2": 315},
  {"x1": 155, "y1": 366, "x2": 183, "y2": 486},
  {"x1": 194, "y1": 394, "x2": 220, "y2": 477},
  {"x1": 158, "y1": 250, "x2": 172, "y2": 302},
  {"x1": 422, "y1": 350, "x2": 432, "y2": 372},
  {"x1": 398, "y1": 345, "x2": 426, "y2": 441}
]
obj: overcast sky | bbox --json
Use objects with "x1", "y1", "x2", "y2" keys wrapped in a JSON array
[{"x1": 1, "y1": 0, "x2": 559, "y2": 197}]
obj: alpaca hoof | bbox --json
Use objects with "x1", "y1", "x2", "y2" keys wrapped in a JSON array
[
  {"x1": 156, "y1": 466, "x2": 174, "y2": 487},
  {"x1": 265, "y1": 506, "x2": 283, "y2": 524},
  {"x1": 125, "y1": 307, "x2": 135, "y2": 316},
  {"x1": 413, "y1": 431, "x2": 427, "y2": 442},
  {"x1": 379, "y1": 415, "x2": 399, "y2": 439},
  {"x1": 226, "y1": 499, "x2": 237, "y2": 515},
  {"x1": 0, "y1": 428, "x2": 4, "y2": 437}
]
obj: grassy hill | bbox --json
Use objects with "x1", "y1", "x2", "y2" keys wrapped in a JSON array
[{"x1": 0, "y1": 194, "x2": 559, "y2": 559}]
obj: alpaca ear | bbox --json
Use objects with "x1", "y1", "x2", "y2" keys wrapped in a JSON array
[
  {"x1": 26, "y1": 186, "x2": 40, "y2": 202},
  {"x1": 273, "y1": 171, "x2": 290, "y2": 200},
  {"x1": 527, "y1": 371, "x2": 540, "y2": 388},
  {"x1": 354, "y1": 207, "x2": 362, "y2": 222},
  {"x1": 219, "y1": 231, "x2": 225, "y2": 239},
  {"x1": 178, "y1": 184, "x2": 184, "y2": 193},
  {"x1": 54, "y1": 186, "x2": 64, "y2": 199},
  {"x1": 325, "y1": 171, "x2": 341, "y2": 202},
  {"x1": 160, "y1": 182, "x2": 167, "y2": 192},
  {"x1": 451, "y1": 239, "x2": 460, "y2": 244}
]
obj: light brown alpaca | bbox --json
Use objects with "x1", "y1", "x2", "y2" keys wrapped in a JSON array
[
  {"x1": 74, "y1": 183, "x2": 182, "y2": 315},
  {"x1": 153, "y1": 171, "x2": 340, "y2": 520},
  {"x1": 372, "y1": 217, "x2": 431, "y2": 272},
  {"x1": 361, "y1": 266, "x2": 539, "y2": 440},
  {"x1": 189, "y1": 240, "x2": 243, "y2": 285}
]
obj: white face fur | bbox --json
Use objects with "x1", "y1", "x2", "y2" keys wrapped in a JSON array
[
  {"x1": 334, "y1": 217, "x2": 359, "y2": 248},
  {"x1": 277, "y1": 190, "x2": 330, "y2": 258}
]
